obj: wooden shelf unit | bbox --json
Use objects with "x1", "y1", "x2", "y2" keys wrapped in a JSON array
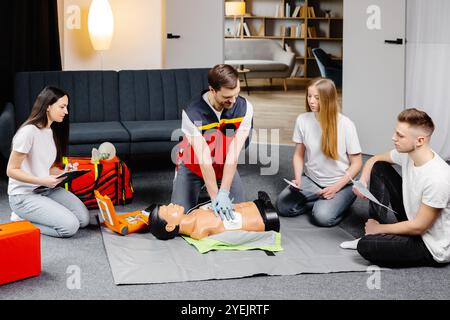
[{"x1": 225, "y1": 0, "x2": 343, "y2": 80}]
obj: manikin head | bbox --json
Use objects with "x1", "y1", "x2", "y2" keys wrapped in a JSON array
[
  {"x1": 208, "y1": 64, "x2": 240, "y2": 111},
  {"x1": 148, "y1": 203, "x2": 185, "y2": 240},
  {"x1": 392, "y1": 108, "x2": 435, "y2": 153}
]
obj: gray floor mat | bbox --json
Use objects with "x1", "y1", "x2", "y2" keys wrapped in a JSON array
[{"x1": 101, "y1": 215, "x2": 371, "y2": 285}]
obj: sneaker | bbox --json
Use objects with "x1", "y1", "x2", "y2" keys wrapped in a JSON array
[
  {"x1": 339, "y1": 237, "x2": 361, "y2": 250},
  {"x1": 10, "y1": 211, "x2": 24, "y2": 222}
]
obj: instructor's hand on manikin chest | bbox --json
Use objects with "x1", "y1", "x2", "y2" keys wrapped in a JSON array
[{"x1": 212, "y1": 189, "x2": 235, "y2": 221}]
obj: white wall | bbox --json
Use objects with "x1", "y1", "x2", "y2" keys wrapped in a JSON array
[
  {"x1": 61, "y1": 0, "x2": 164, "y2": 71},
  {"x1": 406, "y1": 0, "x2": 450, "y2": 160}
]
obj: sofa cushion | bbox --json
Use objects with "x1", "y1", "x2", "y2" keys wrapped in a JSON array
[
  {"x1": 225, "y1": 60, "x2": 289, "y2": 72},
  {"x1": 15, "y1": 71, "x2": 120, "y2": 127},
  {"x1": 118, "y1": 69, "x2": 209, "y2": 122},
  {"x1": 70, "y1": 122, "x2": 129, "y2": 144},
  {"x1": 122, "y1": 120, "x2": 181, "y2": 142}
]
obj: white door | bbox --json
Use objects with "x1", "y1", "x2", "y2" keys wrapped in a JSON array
[
  {"x1": 165, "y1": 0, "x2": 224, "y2": 69},
  {"x1": 343, "y1": 0, "x2": 406, "y2": 155}
]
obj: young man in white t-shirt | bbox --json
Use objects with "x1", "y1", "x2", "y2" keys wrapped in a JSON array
[{"x1": 351, "y1": 108, "x2": 450, "y2": 267}]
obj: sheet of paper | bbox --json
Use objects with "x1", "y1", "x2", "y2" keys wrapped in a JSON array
[
  {"x1": 351, "y1": 179, "x2": 399, "y2": 215},
  {"x1": 284, "y1": 178, "x2": 301, "y2": 190}
]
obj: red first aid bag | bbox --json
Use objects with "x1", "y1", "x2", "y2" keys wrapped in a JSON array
[{"x1": 62, "y1": 156, "x2": 134, "y2": 209}]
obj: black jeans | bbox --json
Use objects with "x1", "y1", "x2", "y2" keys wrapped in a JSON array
[{"x1": 357, "y1": 161, "x2": 442, "y2": 268}]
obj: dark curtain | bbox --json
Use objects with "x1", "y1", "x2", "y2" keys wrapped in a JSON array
[{"x1": 0, "y1": 0, "x2": 61, "y2": 111}]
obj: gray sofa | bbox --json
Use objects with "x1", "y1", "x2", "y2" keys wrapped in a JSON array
[
  {"x1": 224, "y1": 38, "x2": 295, "y2": 89},
  {"x1": 0, "y1": 69, "x2": 209, "y2": 159}
]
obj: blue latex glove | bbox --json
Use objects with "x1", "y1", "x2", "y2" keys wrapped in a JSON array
[{"x1": 212, "y1": 190, "x2": 235, "y2": 221}]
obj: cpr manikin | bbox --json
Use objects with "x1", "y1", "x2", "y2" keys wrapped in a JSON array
[{"x1": 149, "y1": 191, "x2": 280, "y2": 240}]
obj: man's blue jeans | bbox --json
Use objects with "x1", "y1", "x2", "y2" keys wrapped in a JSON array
[
  {"x1": 171, "y1": 164, "x2": 245, "y2": 213},
  {"x1": 276, "y1": 175, "x2": 355, "y2": 227}
]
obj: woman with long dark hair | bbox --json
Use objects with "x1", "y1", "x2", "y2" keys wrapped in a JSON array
[{"x1": 6, "y1": 86, "x2": 89, "y2": 238}]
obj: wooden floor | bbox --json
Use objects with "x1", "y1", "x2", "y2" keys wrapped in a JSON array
[{"x1": 240, "y1": 87, "x2": 306, "y2": 145}]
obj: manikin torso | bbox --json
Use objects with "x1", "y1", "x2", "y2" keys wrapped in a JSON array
[{"x1": 162, "y1": 202, "x2": 265, "y2": 240}]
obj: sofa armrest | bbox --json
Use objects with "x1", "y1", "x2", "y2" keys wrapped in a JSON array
[
  {"x1": 273, "y1": 49, "x2": 296, "y2": 73},
  {"x1": 0, "y1": 102, "x2": 15, "y2": 159}
]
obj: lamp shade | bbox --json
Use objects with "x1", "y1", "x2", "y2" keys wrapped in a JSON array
[
  {"x1": 88, "y1": 0, "x2": 114, "y2": 50},
  {"x1": 225, "y1": 1, "x2": 246, "y2": 16}
]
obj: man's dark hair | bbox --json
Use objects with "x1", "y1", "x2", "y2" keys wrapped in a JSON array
[
  {"x1": 148, "y1": 204, "x2": 179, "y2": 240},
  {"x1": 208, "y1": 64, "x2": 239, "y2": 91},
  {"x1": 398, "y1": 108, "x2": 435, "y2": 136}
]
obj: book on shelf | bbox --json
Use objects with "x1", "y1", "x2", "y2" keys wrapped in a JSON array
[
  {"x1": 307, "y1": 26, "x2": 317, "y2": 38},
  {"x1": 300, "y1": 23, "x2": 307, "y2": 38},
  {"x1": 290, "y1": 25, "x2": 296, "y2": 38},
  {"x1": 275, "y1": 0, "x2": 284, "y2": 17},
  {"x1": 280, "y1": 25, "x2": 286, "y2": 37},
  {"x1": 292, "y1": 5, "x2": 301, "y2": 18},
  {"x1": 307, "y1": 47, "x2": 313, "y2": 58},
  {"x1": 308, "y1": 6, "x2": 316, "y2": 18},
  {"x1": 243, "y1": 22, "x2": 251, "y2": 37},
  {"x1": 299, "y1": 6, "x2": 307, "y2": 18},
  {"x1": 235, "y1": 21, "x2": 244, "y2": 37},
  {"x1": 257, "y1": 24, "x2": 264, "y2": 36},
  {"x1": 285, "y1": 3, "x2": 290, "y2": 18}
]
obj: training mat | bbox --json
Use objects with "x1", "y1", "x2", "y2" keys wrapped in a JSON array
[{"x1": 100, "y1": 215, "x2": 371, "y2": 285}]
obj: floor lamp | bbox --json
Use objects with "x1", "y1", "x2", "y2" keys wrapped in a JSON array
[
  {"x1": 225, "y1": 1, "x2": 246, "y2": 38},
  {"x1": 88, "y1": 0, "x2": 114, "y2": 69}
]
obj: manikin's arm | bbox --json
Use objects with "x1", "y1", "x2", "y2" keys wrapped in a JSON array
[
  {"x1": 220, "y1": 128, "x2": 250, "y2": 192},
  {"x1": 188, "y1": 135, "x2": 219, "y2": 199},
  {"x1": 365, "y1": 203, "x2": 441, "y2": 236}
]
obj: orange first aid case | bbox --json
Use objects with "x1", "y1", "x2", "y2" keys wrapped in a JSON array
[{"x1": 0, "y1": 221, "x2": 41, "y2": 285}]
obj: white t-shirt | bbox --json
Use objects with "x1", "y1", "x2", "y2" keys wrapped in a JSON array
[
  {"x1": 293, "y1": 112, "x2": 361, "y2": 187},
  {"x1": 181, "y1": 92, "x2": 253, "y2": 137},
  {"x1": 390, "y1": 149, "x2": 450, "y2": 263},
  {"x1": 8, "y1": 125, "x2": 57, "y2": 195}
]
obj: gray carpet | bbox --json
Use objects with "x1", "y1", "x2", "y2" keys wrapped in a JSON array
[{"x1": 1, "y1": 145, "x2": 449, "y2": 300}]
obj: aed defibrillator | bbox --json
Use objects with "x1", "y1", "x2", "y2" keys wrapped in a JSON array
[{"x1": 94, "y1": 190, "x2": 149, "y2": 236}]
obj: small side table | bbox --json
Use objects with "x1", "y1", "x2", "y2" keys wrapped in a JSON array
[{"x1": 237, "y1": 65, "x2": 250, "y2": 95}]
